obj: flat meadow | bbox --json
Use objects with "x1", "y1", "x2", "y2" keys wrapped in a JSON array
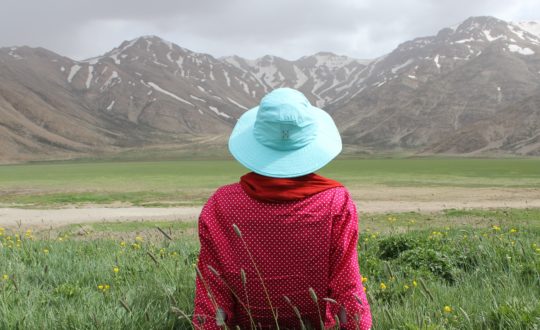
[
  {"x1": 1, "y1": 157, "x2": 540, "y2": 329},
  {"x1": 1, "y1": 157, "x2": 540, "y2": 207}
]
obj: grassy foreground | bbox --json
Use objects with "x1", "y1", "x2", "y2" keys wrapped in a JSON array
[
  {"x1": 1, "y1": 209, "x2": 539, "y2": 329},
  {"x1": 1, "y1": 158, "x2": 540, "y2": 207}
]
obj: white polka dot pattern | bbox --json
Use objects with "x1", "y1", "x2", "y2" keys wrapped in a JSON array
[{"x1": 193, "y1": 183, "x2": 372, "y2": 329}]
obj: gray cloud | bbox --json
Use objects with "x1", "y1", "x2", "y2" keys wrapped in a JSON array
[{"x1": 1, "y1": 0, "x2": 539, "y2": 60}]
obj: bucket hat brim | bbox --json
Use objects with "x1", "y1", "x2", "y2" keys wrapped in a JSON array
[{"x1": 228, "y1": 105, "x2": 342, "y2": 178}]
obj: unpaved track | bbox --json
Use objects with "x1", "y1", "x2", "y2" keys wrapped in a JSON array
[
  {"x1": 0, "y1": 207, "x2": 202, "y2": 229},
  {"x1": 2, "y1": 198, "x2": 540, "y2": 230},
  {"x1": 1, "y1": 186, "x2": 539, "y2": 229}
]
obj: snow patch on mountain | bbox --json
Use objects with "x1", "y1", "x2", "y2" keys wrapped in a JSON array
[
  {"x1": 508, "y1": 44, "x2": 535, "y2": 55},
  {"x1": 434, "y1": 55, "x2": 441, "y2": 70},
  {"x1": 483, "y1": 30, "x2": 505, "y2": 42},
  {"x1": 293, "y1": 66, "x2": 308, "y2": 88},
  {"x1": 209, "y1": 106, "x2": 231, "y2": 119},
  {"x1": 148, "y1": 82, "x2": 193, "y2": 105},
  {"x1": 454, "y1": 38, "x2": 476, "y2": 44},
  {"x1": 190, "y1": 95, "x2": 206, "y2": 102},
  {"x1": 85, "y1": 66, "x2": 94, "y2": 89},
  {"x1": 227, "y1": 97, "x2": 248, "y2": 110},
  {"x1": 67, "y1": 64, "x2": 81, "y2": 83},
  {"x1": 391, "y1": 59, "x2": 414, "y2": 73},
  {"x1": 8, "y1": 48, "x2": 22, "y2": 59},
  {"x1": 102, "y1": 71, "x2": 119, "y2": 89},
  {"x1": 106, "y1": 100, "x2": 115, "y2": 111},
  {"x1": 223, "y1": 70, "x2": 231, "y2": 87},
  {"x1": 514, "y1": 21, "x2": 540, "y2": 38}
]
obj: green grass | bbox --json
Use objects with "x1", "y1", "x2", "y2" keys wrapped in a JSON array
[
  {"x1": 85, "y1": 221, "x2": 197, "y2": 233},
  {"x1": 361, "y1": 208, "x2": 540, "y2": 233},
  {"x1": 66, "y1": 208, "x2": 540, "y2": 236},
  {"x1": 1, "y1": 210, "x2": 539, "y2": 329},
  {"x1": 359, "y1": 226, "x2": 540, "y2": 329},
  {"x1": 1, "y1": 158, "x2": 540, "y2": 207}
]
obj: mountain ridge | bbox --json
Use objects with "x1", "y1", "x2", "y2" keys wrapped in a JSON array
[{"x1": 1, "y1": 16, "x2": 540, "y2": 162}]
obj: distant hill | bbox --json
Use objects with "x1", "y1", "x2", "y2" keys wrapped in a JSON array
[{"x1": 1, "y1": 16, "x2": 539, "y2": 162}]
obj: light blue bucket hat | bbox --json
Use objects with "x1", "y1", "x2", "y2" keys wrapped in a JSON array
[{"x1": 228, "y1": 88, "x2": 342, "y2": 178}]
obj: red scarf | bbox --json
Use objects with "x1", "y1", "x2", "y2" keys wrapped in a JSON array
[{"x1": 239, "y1": 172, "x2": 343, "y2": 202}]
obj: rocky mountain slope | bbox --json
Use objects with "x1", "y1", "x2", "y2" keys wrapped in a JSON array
[
  {"x1": 1, "y1": 16, "x2": 540, "y2": 162},
  {"x1": 0, "y1": 36, "x2": 366, "y2": 162},
  {"x1": 332, "y1": 16, "x2": 540, "y2": 154}
]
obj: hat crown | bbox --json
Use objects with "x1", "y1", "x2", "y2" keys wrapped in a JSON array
[{"x1": 253, "y1": 88, "x2": 317, "y2": 151}]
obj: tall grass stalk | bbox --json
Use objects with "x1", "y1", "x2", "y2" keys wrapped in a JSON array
[{"x1": 232, "y1": 224, "x2": 280, "y2": 329}]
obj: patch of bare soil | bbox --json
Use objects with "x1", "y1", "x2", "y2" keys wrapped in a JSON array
[{"x1": 348, "y1": 186, "x2": 540, "y2": 213}]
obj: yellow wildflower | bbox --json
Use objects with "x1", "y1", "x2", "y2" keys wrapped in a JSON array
[
  {"x1": 492, "y1": 225, "x2": 501, "y2": 231},
  {"x1": 444, "y1": 306, "x2": 452, "y2": 313},
  {"x1": 2, "y1": 274, "x2": 8, "y2": 281},
  {"x1": 412, "y1": 280, "x2": 418, "y2": 287},
  {"x1": 113, "y1": 267, "x2": 119, "y2": 274},
  {"x1": 131, "y1": 243, "x2": 141, "y2": 250},
  {"x1": 361, "y1": 276, "x2": 368, "y2": 283},
  {"x1": 363, "y1": 286, "x2": 367, "y2": 292},
  {"x1": 43, "y1": 249, "x2": 49, "y2": 254},
  {"x1": 97, "y1": 284, "x2": 111, "y2": 292},
  {"x1": 510, "y1": 228, "x2": 517, "y2": 233},
  {"x1": 25, "y1": 229, "x2": 32, "y2": 238},
  {"x1": 404, "y1": 285, "x2": 410, "y2": 290},
  {"x1": 120, "y1": 241, "x2": 126, "y2": 247},
  {"x1": 135, "y1": 236, "x2": 143, "y2": 242},
  {"x1": 380, "y1": 282, "x2": 387, "y2": 290}
]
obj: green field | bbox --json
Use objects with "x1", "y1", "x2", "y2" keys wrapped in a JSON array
[
  {"x1": 1, "y1": 158, "x2": 540, "y2": 328},
  {"x1": 1, "y1": 158, "x2": 540, "y2": 207},
  {"x1": 1, "y1": 209, "x2": 539, "y2": 329}
]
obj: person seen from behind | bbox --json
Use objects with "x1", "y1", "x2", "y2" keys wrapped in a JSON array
[{"x1": 193, "y1": 88, "x2": 372, "y2": 329}]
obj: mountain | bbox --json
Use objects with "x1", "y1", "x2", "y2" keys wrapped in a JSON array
[
  {"x1": 1, "y1": 16, "x2": 540, "y2": 162},
  {"x1": 222, "y1": 53, "x2": 369, "y2": 107},
  {"x1": 331, "y1": 16, "x2": 540, "y2": 154},
  {"x1": 426, "y1": 88, "x2": 540, "y2": 154},
  {"x1": 0, "y1": 36, "x2": 364, "y2": 162}
]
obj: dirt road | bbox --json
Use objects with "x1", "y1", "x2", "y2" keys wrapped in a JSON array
[
  {"x1": 2, "y1": 200, "x2": 540, "y2": 229},
  {"x1": 0, "y1": 206, "x2": 201, "y2": 229},
  {"x1": 1, "y1": 186, "x2": 539, "y2": 229}
]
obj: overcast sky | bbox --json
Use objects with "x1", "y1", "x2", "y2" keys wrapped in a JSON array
[{"x1": 1, "y1": 0, "x2": 539, "y2": 61}]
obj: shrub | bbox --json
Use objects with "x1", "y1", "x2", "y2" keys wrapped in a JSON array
[
  {"x1": 378, "y1": 235, "x2": 418, "y2": 260},
  {"x1": 398, "y1": 248, "x2": 457, "y2": 283}
]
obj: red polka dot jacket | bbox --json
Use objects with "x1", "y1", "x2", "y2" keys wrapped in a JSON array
[{"x1": 193, "y1": 181, "x2": 372, "y2": 329}]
